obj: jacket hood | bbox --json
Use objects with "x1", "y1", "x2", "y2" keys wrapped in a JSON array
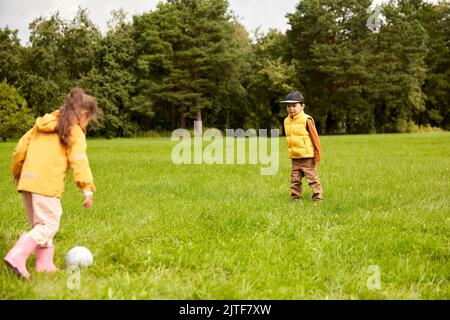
[{"x1": 35, "y1": 111, "x2": 60, "y2": 133}]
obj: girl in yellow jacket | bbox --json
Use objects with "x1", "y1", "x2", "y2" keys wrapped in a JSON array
[{"x1": 4, "y1": 87, "x2": 98, "y2": 279}]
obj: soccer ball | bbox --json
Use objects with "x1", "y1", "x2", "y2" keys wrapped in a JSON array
[{"x1": 65, "y1": 246, "x2": 94, "y2": 268}]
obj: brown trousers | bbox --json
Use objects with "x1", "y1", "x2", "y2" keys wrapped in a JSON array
[{"x1": 290, "y1": 158, "x2": 323, "y2": 201}]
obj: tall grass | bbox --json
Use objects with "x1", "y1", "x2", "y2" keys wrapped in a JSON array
[{"x1": 0, "y1": 132, "x2": 448, "y2": 299}]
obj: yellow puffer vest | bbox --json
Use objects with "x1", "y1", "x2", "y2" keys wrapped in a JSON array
[{"x1": 284, "y1": 111, "x2": 314, "y2": 159}]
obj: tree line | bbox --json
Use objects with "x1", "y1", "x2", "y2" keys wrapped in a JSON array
[{"x1": 0, "y1": 0, "x2": 449, "y2": 140}]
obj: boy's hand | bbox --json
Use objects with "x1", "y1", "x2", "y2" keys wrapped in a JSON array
[
  {"x1": 83, "y1": 195, "x2": 93, "y2": 208},
  {"x1": 314, "y1": 157, "x2": 320, "y2": 165},
  {"x1": 13, "y1": 176, "x2": 19, "y2": 186}
]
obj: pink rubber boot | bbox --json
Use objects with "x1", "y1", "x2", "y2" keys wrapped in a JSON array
[
  {"x1": 4, "y1": 233, "x2": 37, "y2": 279},
  {"x1": 35, "y1": 246, "x2": 58, "y2": 272}
]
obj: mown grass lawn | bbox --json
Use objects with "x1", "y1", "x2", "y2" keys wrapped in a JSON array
[{"x1": 0, "y1": 132, "x2": 449, "y2": 299}]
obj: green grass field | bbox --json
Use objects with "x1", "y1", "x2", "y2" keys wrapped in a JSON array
[{"x1": 0, "y1": 132, "x2": 449, "y2": 299}]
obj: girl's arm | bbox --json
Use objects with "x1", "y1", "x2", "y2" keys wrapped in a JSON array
[
  {"x1": 66, "y1": 125, "x2": 96, "y2": 194},
  {"x1": 12, "y1": 127, "x2": 35, "y2": 180}
]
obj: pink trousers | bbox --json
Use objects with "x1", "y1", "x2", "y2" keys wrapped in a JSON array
[{"x1": 22, "y1": 192, "x2": 62, "y2": 247}]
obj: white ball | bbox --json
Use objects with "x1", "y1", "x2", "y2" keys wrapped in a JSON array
[{"x1": 65, "y1": 246, "x2": 94, "y2": 268}]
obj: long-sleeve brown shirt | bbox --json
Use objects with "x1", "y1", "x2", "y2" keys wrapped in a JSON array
[{"x1": 306, "y1": 118, "x2": 322, "y2": 162}]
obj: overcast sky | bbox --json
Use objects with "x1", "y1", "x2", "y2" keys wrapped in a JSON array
[
  {"x1": 0, "y1": 0, "x2": 297, "y2": 44},
  {"x1": 0, "y1": 0, "x2": 436, "y2": 45}
]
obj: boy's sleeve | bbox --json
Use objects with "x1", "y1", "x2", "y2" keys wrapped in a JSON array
[
  {"x1": 66, "y1": 126, "x2": 96, "y2": 194},
  {"x1": 12, "y1": 127, "x2": 35, "y2": 179},
  {"x1": 306, "y1": 118, "x2": 322, "y2": 163}
]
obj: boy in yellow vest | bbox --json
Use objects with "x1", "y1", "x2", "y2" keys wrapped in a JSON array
[{"x1": 282, "y1": 91, "x2": 323, "y2": 202}]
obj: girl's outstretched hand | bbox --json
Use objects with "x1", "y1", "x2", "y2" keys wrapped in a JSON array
[{"x1": 83, "y1": 195, "x2": 93, "y2": 208}]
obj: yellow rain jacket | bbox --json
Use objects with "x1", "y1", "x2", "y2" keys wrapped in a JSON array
[
  {"x1": 284, "y1": 111, "x2": 315, "y2": 159},
  {"x1": 12, "y1": 111, "x2": 95, "y2": 198}
]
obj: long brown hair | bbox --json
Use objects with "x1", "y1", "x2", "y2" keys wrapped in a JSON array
[{"x1": 57, "y1": 87, "x2": 98, "y2": 146}]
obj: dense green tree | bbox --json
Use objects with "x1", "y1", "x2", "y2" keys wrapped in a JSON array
[
  {"x1": 17, "y1": 13, "x2": 68, "y2": 115},
  {"x1": 133, "y1": 0, "x2": 245, "y2": 130},
  {"x1": 409, "y1": 0, "x2": 450, "y2": 129},
  {"x1": 201, "y1": 21, "x2": 251, "y2": 130},
  {"x1": 287, "y1": 0, "x2": 378, "y2": 133},
  {"x1": 0, "y1": 27, "x2": 25, "y2": 84},
  {"x1": 0, "y1": 81, "x2": 34, "y2": 141},
  {"x1": 17, "y1": 9, "x2": 102, "y2": 117},
  {"x1": 372, "y1": 0, "x2": 428, "y2": 132},
  {"x1": 286, "y1": 0, "x2": 437, "y2": 134},
  {"x1": 80, "y1": 9, "x2": 138, "y2": 138},
  {"x1": 0, "y1": 0, "x2": 448, "y2": 139},
  {"x1": 245, "y1": 29, "x2": 295, "y2": 131},
  {"x1": 60, "y1": 8, "x2": 102, "y2": 81}
]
